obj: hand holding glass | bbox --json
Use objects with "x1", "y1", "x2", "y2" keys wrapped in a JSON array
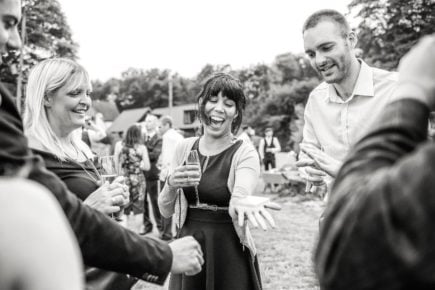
[
  {"x1": 186, "y1": 150, "x2": 202, "y2": 206},
  {"x1": 98, "y1": 155, "x2": 124, "y2": 221}
]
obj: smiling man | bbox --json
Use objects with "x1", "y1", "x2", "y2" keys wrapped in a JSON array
[{"x1": 297, "y1": 9, "x2": 397, "y2": 195}]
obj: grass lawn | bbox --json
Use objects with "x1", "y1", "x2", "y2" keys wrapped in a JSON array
[{"x1": 133, "y1": 191, "x2": 324, "y2": 290}]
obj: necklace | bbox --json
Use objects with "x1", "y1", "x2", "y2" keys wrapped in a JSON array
[{"x1": 70, "y1": 155, "x2": 102, "y2": 185}]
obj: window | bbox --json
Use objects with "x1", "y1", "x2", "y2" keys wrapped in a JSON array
[{"x1": 183, "y1": 110, "x2": 197, "y2": 124}]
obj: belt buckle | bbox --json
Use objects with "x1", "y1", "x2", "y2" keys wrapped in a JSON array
[{"x1": 209, "y1": 204, "x2": 218, "y2": 211}]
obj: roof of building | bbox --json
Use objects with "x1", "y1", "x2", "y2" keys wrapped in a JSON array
[
  {"x1": 108, "y1": 107, "x2": 151, "y2": 133},
  {"x1": 89, "y1": 100, "x2": 120, "y2": 121}
]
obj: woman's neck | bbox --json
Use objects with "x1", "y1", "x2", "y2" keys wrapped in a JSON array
[{"x1": 199, "y1": 132, "x2": 234, "y2": 155}]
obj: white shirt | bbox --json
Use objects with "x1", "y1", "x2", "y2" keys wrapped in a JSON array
[
  {"x1": 302, "y1": 60, "x2": 398, "y2": 162},
  {"x1": 159, "y1": 128, "x2": 184, "y2": 180},
  {"x1": 237, "y1": 132, "x2": 252, "y2": 145}
]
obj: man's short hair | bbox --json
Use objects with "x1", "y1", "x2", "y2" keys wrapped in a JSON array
[
  {"x1": 265, "y1": 127, "x2": 273, "y2": 133},
  {"x1": 160, "y1": 115, "x2": 173, "y2": 128},
  {"x1": 302, "y1": 9, "x2": 350, "y2": 38}
]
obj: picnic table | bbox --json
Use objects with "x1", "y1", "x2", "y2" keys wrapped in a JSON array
[{"x1": 261, "y1": 170, "x2": 306, "y2": 194}]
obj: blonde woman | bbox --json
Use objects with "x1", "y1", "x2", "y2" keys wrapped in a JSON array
[{"x1": 23, "y1": 58, "x2": 137, "y2": 289}]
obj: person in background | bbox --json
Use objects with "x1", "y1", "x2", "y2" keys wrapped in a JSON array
[
  {"x1": 296, "y1": 9, "x2": 397, "y2": 195},
  {"x1": 141, "y1": 114, "x2": 166, "y2": 238},
  {"x1": 115, "y1": 124, "x2": 150, "y2": 229},
  {"x1": 238, "y1": 124, "x2": 253, "y2": 145},
  {"x1": 157, "y1": 115, "x2": 184, "y2": 240},
  {"x1": 0, "y1": 178, "x2": 83, "y2": 290},
  {"x1": 159, "y1": 73, "x2": 280, "y2": 290},
  {"x1": 82, "y1": 115, "x2": 107, "y2": 149},
  {"x1": 315, "y1": 34, "x2": 435, "y2": 290},
  {"x1": 258, "y1": 127, "x2": 281, "y2": 171}
]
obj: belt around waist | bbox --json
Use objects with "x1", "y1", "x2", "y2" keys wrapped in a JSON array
[{"x1": 188, "y1": 203, "x2": 229, "y2": 211}]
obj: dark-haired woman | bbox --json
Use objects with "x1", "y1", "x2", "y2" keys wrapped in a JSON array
[{"x1": 159, "y1": 73, "x2": 278, "y2": 290}]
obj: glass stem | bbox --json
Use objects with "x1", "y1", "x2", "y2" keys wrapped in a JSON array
[{"x1": 195, "y1": 186, "x2": 200, "y2": 205}]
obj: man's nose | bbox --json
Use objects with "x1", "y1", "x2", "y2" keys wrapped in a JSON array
[
  {"x1": 315, "y1": 53, "x2": 327, "y2": 67},
  {"x1": 7, "y1": 27, "x2": 22, "y2": 50}
]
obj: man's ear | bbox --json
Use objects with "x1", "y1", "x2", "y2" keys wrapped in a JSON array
[{"x1": 347, "y1": 30, "x2": 358, "y2": 49}]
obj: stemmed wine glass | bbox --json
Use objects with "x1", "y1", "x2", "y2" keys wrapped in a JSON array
[
  {"x1": 186, "y1": 150, "x2": 202, "y2": 206},
  {"x1": 98, "y1": 155, "x2": 123, "y2": 221}
]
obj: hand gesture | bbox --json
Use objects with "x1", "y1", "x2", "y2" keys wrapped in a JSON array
[
  {"x1": 297, "y1": 143, "x2": 341, "y2": 177},
  {"x1": 169, "y1": 236, "x2": 204, "y2": 276},
  {"x1": 84, "y1": 176, "x2": 129, "y2": 214},
  {"x1": 229, "y1": 196, "x2": 281, "y2": 230}
]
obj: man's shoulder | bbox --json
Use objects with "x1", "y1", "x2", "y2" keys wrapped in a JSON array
[{"x1": 371, "y1": 66, "x2": 398, "y2": 84}]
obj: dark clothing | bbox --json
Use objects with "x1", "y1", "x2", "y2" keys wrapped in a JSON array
[
  {"x1": 0, "y1": 83, "x2": 172, "y2": 285},
  {"x1": 170, "y1": 139, "x2": 262, "y2": 290},
  {"x1": 31, "y1": 149, "x2": 137, "y2": 289},
  {"x1": 144, "y1": 134, "x2": 162, "y2": 181},
  {"x1": 316, "y1": 99, "x2": 434, "y2": 290},
  {"x1": 31, "y1": 149, "x2": 100, "y2": 200},
  {"x1": 143, "y1": 133, "x2": 172, "y2": 239},
  {"x1": 263, "y1": 137, "x2": 276, "y2": 171}
]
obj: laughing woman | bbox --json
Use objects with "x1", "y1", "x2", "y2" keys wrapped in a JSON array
[
  {"x1": 159, "y1": 73, "x2": 279, "y2": 290},
  {"x1": 23, "y1": 58, "x2": 137, "y2": 290}
]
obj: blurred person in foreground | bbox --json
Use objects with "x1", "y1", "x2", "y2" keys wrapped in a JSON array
[
  {"x1": 159, "y1": 73, "x2": 281, "y2": 290},
  {"x1": 22, "y1": 57, "x2": 139, "y2": 289},
  {"x1": 315, "y1": 35, "x2": 435, "y2": 290},
  {"x1": 0, "y1": 0, "x2": 203, "y2": 285},
  {"x1": 0, "y1": 178, "x2": 83, "y2": 290},
  {"x1": 296, "y1": 9, "x2": 397, "y2": 195}
]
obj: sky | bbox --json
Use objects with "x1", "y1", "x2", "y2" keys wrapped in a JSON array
[{"x1": 58, "y1": 0, "x2": 354, "y2": 81}]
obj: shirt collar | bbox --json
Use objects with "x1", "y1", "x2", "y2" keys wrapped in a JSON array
[{"x1": 327, "y1": 60, "x2": 374, "y2": 103}]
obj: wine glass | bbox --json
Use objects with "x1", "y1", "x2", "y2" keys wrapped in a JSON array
[
  {"x1": 98, "y1": 155, "x2": 119, "y2": 183},
  {"x1": 98, "y1": 155, "x2": 123, "y2": 221},
  {"x1": 186, "y1": 150, "x2": 202, "y2": 206}
]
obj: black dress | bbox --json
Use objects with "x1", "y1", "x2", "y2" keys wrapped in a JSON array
[{"x1": 169, "y1": 139, "x2": 262, "y2": 290}]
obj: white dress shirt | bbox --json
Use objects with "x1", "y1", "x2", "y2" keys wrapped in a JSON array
[
  {"x1": 302, "y1": 60, "x2": 398, "y2": 162},
  {"x1": 159, "y1": 128, "x2": 184, "y2": 181}
]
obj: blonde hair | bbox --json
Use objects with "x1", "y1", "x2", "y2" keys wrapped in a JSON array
[{"x1": 23, "y1": 58, "x2": 93, "y2": 161}]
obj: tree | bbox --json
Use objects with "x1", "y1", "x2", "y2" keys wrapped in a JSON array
[
  {"x1": 0, "y1": 0, "x2": 78, "y2": 89},
  {"x1": 349, "y1": 0, "x2": 435, "y2": 70}
]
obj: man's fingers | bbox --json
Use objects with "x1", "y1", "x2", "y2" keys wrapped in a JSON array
[
  {"x1": 305, "y1": 166, "x2": 326, "y2": 176},
  {"x1": 106, "y1": 205, "x2": 120, "y2": 214},
  {"x1": 296, "y1": 159, "x2": 315, "y2": 167}
]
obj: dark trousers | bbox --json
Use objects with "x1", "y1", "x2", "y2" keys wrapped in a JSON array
[
  {"x1": 263, "y1": 157, "x2": 276, "y2": 171},
  {"x1": 143, "y1": 180, "x2": 173, "y2": 240}
]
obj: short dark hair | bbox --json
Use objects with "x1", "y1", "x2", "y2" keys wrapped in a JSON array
[
  {"x1": 265, "y1": 127, "x2": 273, "y2": 133},
  {"x1": 302, "y1": 9, "x2": 350, "y2": 38},
  {"x1": 196, "y1": 73, "x2": 246, "y2": 134}
]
